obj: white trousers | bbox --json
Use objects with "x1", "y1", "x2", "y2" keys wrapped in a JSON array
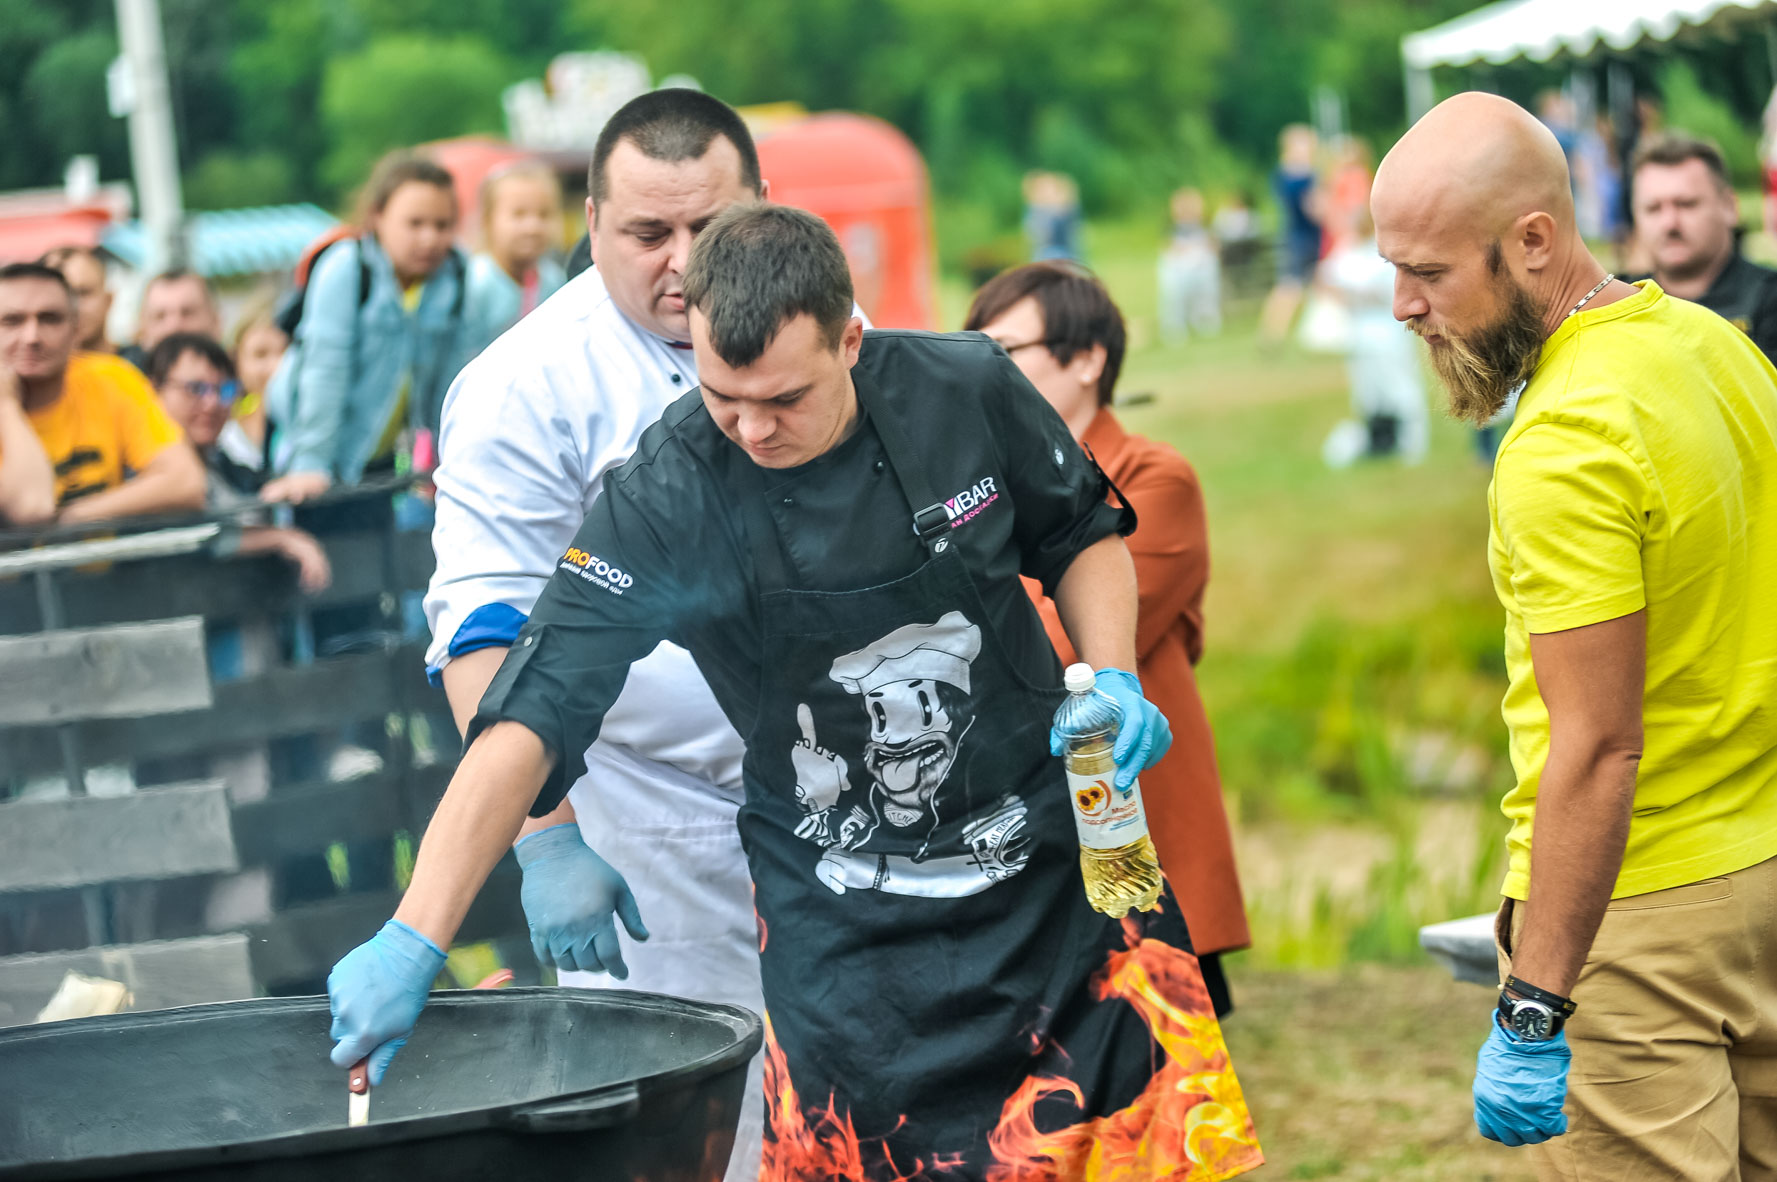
[{"x1": 559, "y1": 741, "x2": 763, "y2": 1182}]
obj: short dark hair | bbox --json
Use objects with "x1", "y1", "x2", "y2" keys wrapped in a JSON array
[
  {"x1": 963, "y1": 261, "x2": 1126, "y2": 407},
  {"x1": 589, "y1": 89, "x2": 762, "y2": 208},
  {"x1": 0, "y1": 261, "x2": 74, "y2": 304},
  {"x1": 146, "y1": 332, "x2": 236, "y2": 387},
  {"x1": 143, "y1": 267, "x2": 218, "y2": 308},
  {"x1": 1631, "y1": 132, "x2": 1731, "y2": 189},
  {"x1": 682, "y1": 204, "x2": 852, "y2": 368}
]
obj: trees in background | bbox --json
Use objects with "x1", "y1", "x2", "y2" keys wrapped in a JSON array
[{"x1": 2, "y1": 0, "x2": 1770, "y2": 231}]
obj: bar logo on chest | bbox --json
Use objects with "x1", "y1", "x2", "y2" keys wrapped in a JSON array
[{"x1": 941, "y1": 475, "x2": 1000, "y2": 528}]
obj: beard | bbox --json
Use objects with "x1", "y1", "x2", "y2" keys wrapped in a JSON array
[{"x1": 1410, "y1": 277, "x2": 1548, "y2": 427}]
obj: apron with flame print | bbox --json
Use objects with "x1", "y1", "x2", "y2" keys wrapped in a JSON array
[{"x1": 731, "y1": 378, "x2": 1262, "y2": 1182}]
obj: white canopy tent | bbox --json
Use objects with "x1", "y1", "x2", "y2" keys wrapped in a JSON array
[{"x1": 1402, "y1": 0, "x2": 1777, "y2": 117}]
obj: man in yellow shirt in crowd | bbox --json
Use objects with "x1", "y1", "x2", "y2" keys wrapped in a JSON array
[
  {"x1": 0, "y1": 262, "x2": 204, "y2": 525},
  {"x1": 1374, "y1": 94, "x2": 1777, "y2": 1178}
]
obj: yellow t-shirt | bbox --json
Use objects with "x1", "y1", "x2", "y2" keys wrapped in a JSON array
[
  {"x1": 8, "y1": 353, "x2": 185, "y2": 507},
  {"x1": 1490, "y1": 280, "x2": 1777, "y2": 900}
]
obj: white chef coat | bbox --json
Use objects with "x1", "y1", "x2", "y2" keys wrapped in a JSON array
[{"x1": 425, "y1": 266, "x2": 762, "y2": 1181}]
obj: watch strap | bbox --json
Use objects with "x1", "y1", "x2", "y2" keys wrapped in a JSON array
[
  {"x1": 1496, "y1": 991, "x2": 1567, "y2": 1038},
  {"x1": 1504, "y1": 975, "x2": 1577, "y2": 1017}
]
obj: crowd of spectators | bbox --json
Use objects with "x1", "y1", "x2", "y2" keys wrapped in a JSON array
[{"x1": 0, "y1": 146, "x2": 570, "y2": 544}]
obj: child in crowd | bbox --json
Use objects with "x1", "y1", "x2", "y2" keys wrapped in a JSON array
[
  {"x1": 261, "y1": 151, "x2": 480, "y2": 503},
  {"x1": 229, "y1": 302, "x2": 288, "y2": 460},
  {"x1": 1158, "y1": 187, "x2": 1222, "y2": 341},
  {"x1": 469, "y1": 160, "x2": 566, "y2": 340},
  {"x1": 1317, "y1": 208, "x2": 1428, "y2": 467}
]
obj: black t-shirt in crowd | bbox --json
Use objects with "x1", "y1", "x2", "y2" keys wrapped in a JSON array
[
  {"x1": 473, "y1": 329, "x2": 1131, "y2": 813},
  {"x1": 1694, "y1": 251, "x2": 1777, "y2": 365},
  {"x1": 1638, "y1": 248, "x2": 1777, "y2": 366}
]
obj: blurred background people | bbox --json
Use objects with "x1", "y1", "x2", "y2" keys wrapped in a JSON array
[
  {"x1": 229, "y1": 300, "x2": 288, "y2": 462},
  {"x1": 1321, "y1": 136, "x2": 1374, "y2": 253},
  {"x1": 1260, "y1": 124, "x2": 1324, "y2": 340},
  {"x1": 0, "y1": 262, "x2": 204, "y2": 524},
  {"x1": 1318, "y1": 208, "x2": 1428, "y2": 467},
  {"x1": 469, "y1": 159, "x2": 567, "y2": 341},
  {"x1": 39, "y1": 245, "x2": 115, "y2": 354},
  {"x1": 965, "y1": 260, "x2": 1250, "y2": 1017},
  {"x1": 122, "y1": 269, "x2": 221, "y2": 370},
  {"x1": 1631, "y1": 132, "x2": 1777, "y2": 363},
  {"x1": 262, "y1": 150, "x2": 477, "y2": 504},
  {"x1": 1157, "y1": 187, "x2": 1222, "y2": 342},
  {"x1": 1023, "y1": 170, "x2": 1083, "y2": 262},
  {"x1": 146, "y1": 332, "x2": 329, "y2": 592}
]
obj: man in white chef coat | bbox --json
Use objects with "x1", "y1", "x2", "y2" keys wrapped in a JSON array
[{"x1": 423, "y1": 88, "x2": 772, "y2": 1180}]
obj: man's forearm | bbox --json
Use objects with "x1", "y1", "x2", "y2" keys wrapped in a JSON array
[
  {"x1": 57, "y1": 450, "x2": 205, "y2": 523},
  {"x1": 1510, "y1": 746, "x2": 1639, "y2": 996},
  {"x1": 1052, "y1": 534, "x2": 1139, "y2": 673},
  {"x1": 0, "y1": 397, "x2": 56, "y2": 525},
  {"x1": 393, "y1": 720, "x2": 557, "y2": 947},
  {"x1": 440, "y1": 644, "x2": 577, "y2": 842}
]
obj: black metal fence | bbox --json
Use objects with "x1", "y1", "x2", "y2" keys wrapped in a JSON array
[{"x1": 0, "y1": 483, "x2": 527, "y2": 1025}]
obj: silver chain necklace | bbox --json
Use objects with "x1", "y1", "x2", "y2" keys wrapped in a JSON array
[{"x1": 1566, "y1": 273, "x2": 1615, "y2": 320}]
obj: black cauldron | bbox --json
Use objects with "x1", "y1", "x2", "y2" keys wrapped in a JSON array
[{"x1": 0, "y1": 988, "x2": 762, "y2": 1181}]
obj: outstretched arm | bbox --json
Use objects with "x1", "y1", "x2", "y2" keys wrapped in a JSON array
[{"x1": 393, "y1": 720, "x2": 556, "y2": 948}]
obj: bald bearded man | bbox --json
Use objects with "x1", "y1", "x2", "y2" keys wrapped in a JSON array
[{"x1": 1375, "y1": 93, "x2": 1777, "y2": 1178}]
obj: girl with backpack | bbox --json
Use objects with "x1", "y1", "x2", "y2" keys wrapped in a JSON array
[{"x1": 261, "y1": 151, "x2": 480, "y2": 503}]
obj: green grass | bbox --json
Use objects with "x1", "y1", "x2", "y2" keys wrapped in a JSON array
[{"x1": 940, "y1": 221, "x2": 1516, "y2": 968}]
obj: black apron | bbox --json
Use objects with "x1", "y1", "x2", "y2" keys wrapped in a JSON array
[{"x1": 733, "y1": 374, "x2": 1262, "y2": 1181}]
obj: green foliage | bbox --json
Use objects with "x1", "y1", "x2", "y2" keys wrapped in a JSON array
[
  {"x1": 319, "y1": 34, "x2": 513, "y2": 198},
  {"x1": 184, "y1": 149, "x2": 297, "y2": 211},
  {"x1": 22, "y1": 29, "x2": 129, "y2": 180},
  {"x1": 1659, "y1": 58, "x2": 1763, "y2": 185}
]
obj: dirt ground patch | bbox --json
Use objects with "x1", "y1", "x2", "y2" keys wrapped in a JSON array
[{"x1": 1219, "y1": 963, "x2": 1534, "y2": 1181}]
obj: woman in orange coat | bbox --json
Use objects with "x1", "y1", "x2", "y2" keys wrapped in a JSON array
[{"x1": 965, "y1": 261, "x2": 1250, "y2": 1015}]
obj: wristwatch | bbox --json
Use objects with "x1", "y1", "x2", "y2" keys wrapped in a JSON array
[{"x1": 1497, "y1": 975, "x2": 1576, "y2": 1041}]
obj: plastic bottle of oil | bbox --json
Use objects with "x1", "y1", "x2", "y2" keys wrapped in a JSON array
[{"x1": 1054, "y1": 663, "x2": 1163, "y2": 916}]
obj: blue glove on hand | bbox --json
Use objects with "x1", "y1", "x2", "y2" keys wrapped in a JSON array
[
  {"x1": 1050, "y1": 667, "x2": 1173, "y2": 789},
  {"x1": 514, "y1": 823, "x2": 649, "y2": 977},
  {"x1": 328, "y1": 918, "x2": 446, "y2": 1085},
  {"x1": 1474, "y1": 1014, "x2": 1571, "y2": 1146}
]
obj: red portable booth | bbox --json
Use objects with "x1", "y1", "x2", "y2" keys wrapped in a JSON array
[{"x1": 756, "y1": 113, "x2": 936, "y2": 330}]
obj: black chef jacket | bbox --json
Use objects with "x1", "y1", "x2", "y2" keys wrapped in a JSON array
[{"x1": 473, "y1": 329, "x2": 1133, "y2": 814}]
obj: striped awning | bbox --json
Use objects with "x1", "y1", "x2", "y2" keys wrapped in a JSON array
[{"x1": 104, "y1": 204, "x2": 338, "y2": 278}]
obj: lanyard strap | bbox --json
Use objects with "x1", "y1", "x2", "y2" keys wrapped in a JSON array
[{"x1": 854, "y1": 367, "x2": 957, "y2": 560}]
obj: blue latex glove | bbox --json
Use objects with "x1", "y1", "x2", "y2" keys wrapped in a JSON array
[
  {"x1": 328, "y1": 918, "x2": 447, "y2": 1085},
  {"x1": 1474, "y1": 1014, "x2": 1571, "y2": 1146},
  {"x1": 1050, "y1": 667, "x2": 1173, "y2": 789},
  {"x1": 514, "y1": 823, "x2": 649, "y2": 977}
]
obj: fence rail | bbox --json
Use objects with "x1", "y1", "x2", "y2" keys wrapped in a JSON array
[{"x1": 0, "y1": 485, "x2": 527, "y2": 1025}]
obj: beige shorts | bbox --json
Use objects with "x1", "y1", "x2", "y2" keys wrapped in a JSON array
[{"x1": 1494, "y1": 854, "x2": 1777, "y2": 1181}]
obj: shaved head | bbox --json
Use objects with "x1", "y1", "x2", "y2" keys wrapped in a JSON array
[
  {"x1": 1373, "y1": 92, "x2": 1574, "y2": 247},
  {"x1": 1373, "y1": 92, "x2": 1623, "y2": 426}
]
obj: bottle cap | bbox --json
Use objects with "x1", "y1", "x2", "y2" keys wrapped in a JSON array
[{"x1": 1063, "y1": 663, "x2": 1096, "y2": 693}]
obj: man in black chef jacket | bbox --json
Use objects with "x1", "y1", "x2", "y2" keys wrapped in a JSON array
[{"x1": 328, "y1": 204, "x2": 1262, "y2": 1181}]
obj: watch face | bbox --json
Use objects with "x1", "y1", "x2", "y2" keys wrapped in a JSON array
[{"x1": 1509, "y1": 1001, "x2": 1555, "y2": 1041}]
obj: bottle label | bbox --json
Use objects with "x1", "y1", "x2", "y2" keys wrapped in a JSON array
[{"x1": 1065, "y1": 769, "x2": 1150, "y2": 850}]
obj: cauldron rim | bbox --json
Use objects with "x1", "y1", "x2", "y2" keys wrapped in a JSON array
[{"x1": 0, "y1": 987, "x2": 764, "y2": 1182}]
